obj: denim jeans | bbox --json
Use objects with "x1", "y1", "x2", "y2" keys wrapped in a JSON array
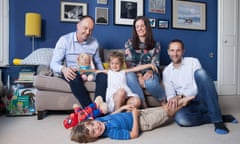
[
  {"x1": 126, "y1": 72, "x2": 166, "y2": 102},
  {"x1": 63, "y1": 72, "x2": 107, "y2": 107},
  {"x1": 174, "y1": 69, "x2": 223, "y2": 126}
]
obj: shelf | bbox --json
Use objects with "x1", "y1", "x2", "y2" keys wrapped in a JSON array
[{"x1": 14, "y1": 80, "x2": 33, "y2": 84}]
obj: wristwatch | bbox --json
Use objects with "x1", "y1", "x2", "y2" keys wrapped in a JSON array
[{"x1": 179, "y1": 94, "x2": 184, "y2": 99}]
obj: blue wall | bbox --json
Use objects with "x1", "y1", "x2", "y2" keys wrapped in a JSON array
[{"x1": 9, "y1": 0, "x2": 218, "y2": 80}]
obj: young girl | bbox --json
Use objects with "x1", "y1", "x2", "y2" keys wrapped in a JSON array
[
  {"x1": 96, "y1": 51, "x2": 159, "y2": 113},
  {"x1": 70, "y1": 96, "x2": 195, "y2": 143}
]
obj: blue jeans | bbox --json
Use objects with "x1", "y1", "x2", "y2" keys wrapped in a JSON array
[
  {"x1": 126, "y1": 72, "x2": 165, "y2": 102},
  {"x1": 175, "y1": 69, "x2": 223, "y2": 126}
]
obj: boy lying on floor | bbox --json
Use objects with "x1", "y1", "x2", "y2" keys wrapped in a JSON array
[{"x1": 70, "y1": 96, "x2": 195, "y2": 143}]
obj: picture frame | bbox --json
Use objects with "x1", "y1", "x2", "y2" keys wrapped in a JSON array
[
  {"x1": 95, "y1": 7, "x2": 108, "y2": 25},
  {"x1": 158, "y1": 19, "x2": 169, "y2": 29},
  {"x1": 148, "y1": 0, "x2": 166, "y2": 14},
  {"x1": 172, "y1": 0, "x2": 206, "y2": 31},
  {"x1": 114, "y1": 0, "x2": 144, "y2": 26},
  {"x1": 149, "y1": 18, "x2": 156, "y2": 28},
  {"x1": 97, "y1": 0, "x2": 108, "y2": 5},
  {"x1": 60, "y1": 2, "x2": 87, "y2": 22}
]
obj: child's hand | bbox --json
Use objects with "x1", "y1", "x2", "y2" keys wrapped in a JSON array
[
  {"x1": 112, "y1": 104, "x2": 136, "y2": 114},
  {"x1": 150, "y1": 64, "x2": 158, "y2": 73},
  {"x1": 132, "y1": 108, "x2": 140, "y2": 117},
  {"x1": 120, "y1": 104, "x2": 135, "y2": 112}
]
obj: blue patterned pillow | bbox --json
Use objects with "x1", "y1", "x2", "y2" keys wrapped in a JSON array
[{"x1": 21, "y1": 48, "x2": 53, "y2": 65}]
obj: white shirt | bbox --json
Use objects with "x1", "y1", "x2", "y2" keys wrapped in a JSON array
[
  {"x1": 106, "y1": 70, "x2": 137, "y2": 112},
  {"x1": 163, "y1": 57, "x2": 202, "y2": 100}
]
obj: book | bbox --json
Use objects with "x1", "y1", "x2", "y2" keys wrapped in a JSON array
[{"x1": 17, "y1": 71, "x2": 35, "y2": 82}]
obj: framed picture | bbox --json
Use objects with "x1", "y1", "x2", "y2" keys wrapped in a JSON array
[
  {"x1": 158, "y1": 19, "x2": 168, "y2": 29},
  {"x1": 148, "y1": 0, "x2": 166, "y2": 14},
  {"x1": 95, "y1": 7, "x2": 108, "y2": 25},
  {"x1": 60, "y1": 2, "x2": 87, "y2": 22},
  {"x1": 114, "y1": 0, "x2": 144, "y2": 26},
  {"x1": 149, "y1": 18, "x2": 156, "y2": 28},
  {"x1": 97, "y1": 0, "x2": 108, "y2": 5},
  {"x1": 172, "y1": 0, "x2": 206, "y2": 31}
]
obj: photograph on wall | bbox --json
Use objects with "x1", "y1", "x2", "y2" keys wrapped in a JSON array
[
  {"x1": 158, "y1": 19, "x2": 168, "y2": 29},
  {"x1": 97, "y1": 0, "x2": 108, "y2": 5},
  {"x1": 114, "y1": 0, "x2": 144, "y2": 26},
  {"x1": 148, "y1": 0, "x2": 166, "y2": 14},
  {"x1": 95, "y1": 7, "x2": 108, "y2": 24},
  {"x1": 60, "y1": 2, "x2": 87, "y2": 22},
  {"x1": 120, "y1": 1, "x2": 137, "y2": 19},
  {"x1": 172, "y1": 0, "x2": 206, "y2": 30},
  {"x1": 149, "y1": 18, "x2": 156, "y2": 28}
]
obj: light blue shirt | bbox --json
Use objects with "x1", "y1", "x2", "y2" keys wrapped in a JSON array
[
  {"x1": 50, "y1": 32, "x2": 104, "y2": 74},
  {"x1": 163, "y1": 57, "x2": 202, "y2": 100}
]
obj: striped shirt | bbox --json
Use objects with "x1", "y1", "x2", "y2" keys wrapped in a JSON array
[{"x1": 50, "y1": 32, "x2": 103, "y2": 74}]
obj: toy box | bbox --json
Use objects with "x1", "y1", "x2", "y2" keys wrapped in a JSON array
[{"x1": 6, "y1": 87, "x2": 35, "y2": 116}]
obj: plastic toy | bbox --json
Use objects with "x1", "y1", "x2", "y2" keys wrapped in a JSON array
[
  {"x1": 77, "y1": 53, "x2": 96, "y2": 81},
  {"x1": 63, "y1": 96, "x2": 108, "y2": 129}
]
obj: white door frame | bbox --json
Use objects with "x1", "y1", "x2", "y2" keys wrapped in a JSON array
[
  {"x1": 238, "y1": 4, "x2": 240, "y2": 95},
  {"x1": 217, "y1": 0, "x2": 239, "y2": 95},
  {"x1": 0, "y1": 0, "x2": 9, "y2": 66}
]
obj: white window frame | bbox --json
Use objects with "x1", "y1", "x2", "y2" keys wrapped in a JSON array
[{"x1": 0, "y1": 0, "x2": 9, "y2": 66}]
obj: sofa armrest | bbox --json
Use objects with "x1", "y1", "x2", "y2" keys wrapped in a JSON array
[
  {"x1": 33, "y1": 74, "x2": 96, "y2": 92},
  {"x1": 33, "y1": 75, "x2": 71, "y2": 92},
  {"x1": 36, "y1": 65, "x2": 53, "y2": 76}
]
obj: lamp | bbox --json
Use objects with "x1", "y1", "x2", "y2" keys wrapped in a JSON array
[{"x1": 25, "y1": 12, "x2": 41, "y2": 52}]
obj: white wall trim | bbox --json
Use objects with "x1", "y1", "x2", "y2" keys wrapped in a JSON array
[
  {"x1": 0, "y1": 0, "x2": 9, "y2": 66},
  {"x1": 238, "y1": 1, "x2": 240, "y2": 95},
  {"x1": 217, "y1": 0, "x2": 239, "y2": 95}
]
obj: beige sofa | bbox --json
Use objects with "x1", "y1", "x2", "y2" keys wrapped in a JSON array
[{"x1": 33, "y1": 49, "x2": 161, "y2": 120}]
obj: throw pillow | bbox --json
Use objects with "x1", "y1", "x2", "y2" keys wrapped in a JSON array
[{"x1": 21, "y1": 48, "x2": 54, "y2": 65}]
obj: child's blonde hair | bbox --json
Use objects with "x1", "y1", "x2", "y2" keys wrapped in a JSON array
[
  {"x1": 108, "y1": 51, "x2": 124, "y2": 66},
  {"x1": 70, "y1": 119, "x2": 98, "y2": 143}
]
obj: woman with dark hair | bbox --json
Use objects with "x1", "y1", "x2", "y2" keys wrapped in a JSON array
[{"x1": 124, "y1": 16, "x2": 165, "y2": 108}]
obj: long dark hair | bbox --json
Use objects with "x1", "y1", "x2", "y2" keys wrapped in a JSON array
[{"x1": 132, "y1": 16, "x2": 156, "y2": 50}]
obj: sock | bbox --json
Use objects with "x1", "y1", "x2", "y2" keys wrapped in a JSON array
[
  {"x1": 222, "y1": 114, "x2": 238, "y2": 124},
  {"x1": 214, "y1": 122, "x2": 229, "y2": 135}
]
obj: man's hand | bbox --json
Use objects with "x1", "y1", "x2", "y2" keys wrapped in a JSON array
[
  {"x1": 167, "y1": 96, "x2": 180, "y2": 109},
  {"x1": 62, "y1": 67, "x2": 77, "y2": 81}
]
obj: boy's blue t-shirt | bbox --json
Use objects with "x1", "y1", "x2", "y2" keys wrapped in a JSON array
[{"x1": 96, "y1": 112, "x2": 133, "y2": 140}]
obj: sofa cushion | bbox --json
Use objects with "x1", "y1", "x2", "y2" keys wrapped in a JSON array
[{"x1": 33, "y1": 75, "x2": 96, "y2": 92}]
